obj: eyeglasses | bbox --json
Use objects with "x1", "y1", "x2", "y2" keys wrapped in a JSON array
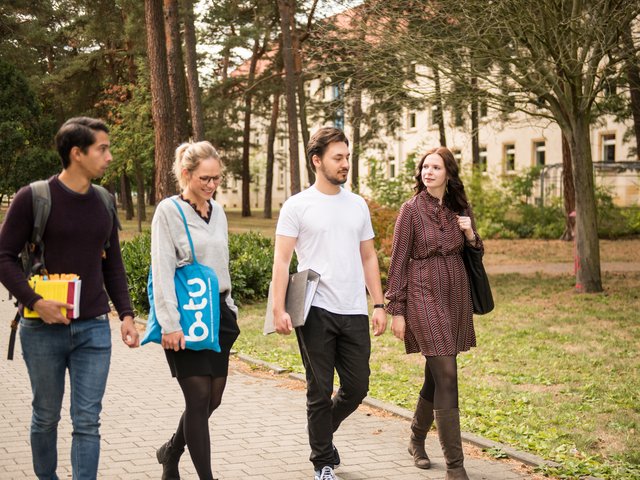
[{"x1": 198, "y1": 175, "x2": 223, "y2": 186}]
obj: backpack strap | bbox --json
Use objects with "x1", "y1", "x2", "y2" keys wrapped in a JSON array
[
  {"x1": 92, "y1": 184, "x2": 121, "y2": 253},
  {"x1": 28, "y1": 180, "x2": 51, "y2": 274}
]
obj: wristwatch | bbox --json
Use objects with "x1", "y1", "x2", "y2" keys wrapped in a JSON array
[{"x1": 373, "y1": 303, "x2": 386, "y2": 310}]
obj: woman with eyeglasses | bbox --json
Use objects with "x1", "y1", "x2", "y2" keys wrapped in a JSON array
[
  {"x1": 150, "y1": 141, "x2": 239, "y2": 480},
  {"x1": 385, "y1": 147, "x2": 482, "y2": 480}
]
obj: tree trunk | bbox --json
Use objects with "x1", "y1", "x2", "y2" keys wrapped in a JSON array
[
  {"x1": 183, "y1": 0, "x2": 205, "y2": 141},
  {"x1": 241, "y1": 39, "x2": 261, "y2": 218},
  {"x1": 297, "y1": 74, "x2": 314, "y2": 186},
  {"x1": 623, "y1": 26, "x2": 640, "y2": 161},
  {"x1": 291, "y1": 9, "x2": 313, "y2": 186},
  {"x1": 164, "y1": 0, "x2": 189, "y2": 144},
  {"x1": 470, "y1": 77, "x2": 480, "y2": 169},
  {"x1": 145, "y1": 0, "x2": 176, "y2": 203},
  {"x1": 566, "y1": 117, "x2": 602, "y2": 293},
  {"x1": 264, "y1": 91, "x2": 281, "y2": 219},
  {"x1": 278, "y1": 0, "x2": 301, "y2": 195},
  {"x1": 560, "y1": 132, "x2": 575, "y2": 241},
  {"x1": 434, "y1": 67, "x2": 447, "y2": 147},
  {"x1": 351, "y1": 87, "x2": 363, "y2": 193},
  {"x1": 120, "y1": 174, "x2": 134, "y2": 220},
  {"x1": 134, "y1": 159, "x2": 146, "y2": 232}
]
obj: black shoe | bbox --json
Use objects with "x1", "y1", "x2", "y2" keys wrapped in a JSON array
[
  {"x1": 156, "y1": 434, "x2": 184, "y2": 480},
  {"x1": 332, "y1": 443, "x2": 341, "y2": 469}
]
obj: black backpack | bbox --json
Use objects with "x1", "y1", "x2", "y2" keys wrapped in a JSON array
[{"x1": 7, "y1": 180, "x2": 120, "y2": 360}]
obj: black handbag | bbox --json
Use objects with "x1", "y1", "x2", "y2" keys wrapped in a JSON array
[{"x1": 462, "y1": 243, "x2": 494, "y2": 315}]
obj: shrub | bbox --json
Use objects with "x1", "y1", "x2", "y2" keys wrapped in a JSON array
[
  {"x1": 120, "y1": 231, "x2": 151, "y2": 315},
  {"x1": 228, "y1": 232, "x2": 276, "y2": 305}
]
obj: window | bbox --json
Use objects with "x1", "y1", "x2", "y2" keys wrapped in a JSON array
[
  {"x1": 430, "y1": 105, "x2": 440, "y2": 127},
  {"x1": 602, "y1": 134, "x2": 615, "y2": 163},
  {"x1": 390, "y1": 163, "x2": 396, "y2": 178},
  {"x1": 278, "y1": 168, "x2": 285, "y2": 188},
  {"x1": 408, "y1": 112, "x2": 416, "y2": 129},
  {"x1": 279, "y1": 136, "x2": 285, "y2": 147},
  {"x1": 454, "y1": 107, "x2": 464, "y2": 127},
  {"x1": 504, "y1": 143, "x2": 515, "y2": 172},
  {"x1": 451, "y1": 148, "x2": 462, "y2": 166},
  {"x1": 478, "y1": 147, "x2": 488, "y2": 172},
  {"x1": 534, "y1": 141, "x2": 546, "y2": 166},
  {"x1": 480, "y1": 100, "x2": 488, "y2": 119}
]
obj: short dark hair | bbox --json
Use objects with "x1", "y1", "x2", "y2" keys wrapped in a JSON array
[
  {"x1": 306, "y1": 127, "x2": 349, "y2": 172},
  {"x1": 55, "y1": 117, "x2": 109, "y2": 169}
]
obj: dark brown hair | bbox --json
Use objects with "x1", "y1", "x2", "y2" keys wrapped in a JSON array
[
  {"x1": 306, "y1": 127, "x2": 349, "y2": 172},
  {"x1": 414, "y1": 147, "x2": 469, "y2": 214},
  {"x1": 55, "y1": 117, "x2": 109, "y2": 169}
]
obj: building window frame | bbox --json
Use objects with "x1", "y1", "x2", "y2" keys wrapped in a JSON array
[
  {"x1": 533, "y1": 140, "x2": 546, "y2": 166},
  {"x1": 503, "y1": 143, "x2": 516, "y2": 173},
  {"x1": 601, "y1": 133, "x2": 616, "y2": 163}
]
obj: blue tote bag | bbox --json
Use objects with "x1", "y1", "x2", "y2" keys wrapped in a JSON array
[{"x1": 141, "y1": 198, "x2": 221, "y2": 352}]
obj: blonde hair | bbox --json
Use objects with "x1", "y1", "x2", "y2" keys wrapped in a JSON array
[{"x1": 173, "y1": 141, "x2": 222, "y2": 189}]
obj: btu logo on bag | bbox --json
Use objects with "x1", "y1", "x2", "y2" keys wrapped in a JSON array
[{"x1": 182, "y1": 277, "x2": 212, "y2": 342}]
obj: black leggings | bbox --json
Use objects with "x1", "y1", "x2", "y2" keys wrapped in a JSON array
[
  {"x1": 419, "y1": 355, "x2": 459, "y2": 410},
  {"x1": 173, "y1": 375, "x2": 228, "y2": 480}
]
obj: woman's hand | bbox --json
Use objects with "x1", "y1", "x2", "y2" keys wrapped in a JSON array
[
  {"x1": 162, "y1": 330, "x2": 186, "y2": 351},
  {"x1": 456, "y1": 215, "x2": 475, "y2": 242},
  {"x1": 391, "y1": 315, "x2": 406, "y2": 340}
]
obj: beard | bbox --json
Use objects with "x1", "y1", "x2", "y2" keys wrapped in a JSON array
[{"x1": 318, "y1": 164, "x2": 348, "y2": 186}]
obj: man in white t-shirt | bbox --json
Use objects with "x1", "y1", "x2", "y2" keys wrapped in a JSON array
[{"x1": 271, "y1": 127, "x2": 387, "y2": 480}]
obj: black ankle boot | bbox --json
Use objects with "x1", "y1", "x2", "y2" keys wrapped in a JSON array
[{"x1": 156, "y1": 434, "x2": 184, "y2": 480}]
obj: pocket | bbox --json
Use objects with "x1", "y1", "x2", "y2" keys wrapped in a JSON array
[{"x1": 20, "y1": 317, "x2": 45, "y2": 329}]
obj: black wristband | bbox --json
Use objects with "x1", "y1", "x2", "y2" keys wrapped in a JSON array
[{"x1": 373, "y1": 303, "x2": 386, "y2": 309}]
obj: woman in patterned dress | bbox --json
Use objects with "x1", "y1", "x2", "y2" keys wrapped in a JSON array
[{"x1": 386, "y1": 146, "x2": 482, "y2": 480}]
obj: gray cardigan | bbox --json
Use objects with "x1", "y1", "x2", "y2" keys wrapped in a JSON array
[{"x1": 151, "y1": 195, "x2": 237, "y2": 334}]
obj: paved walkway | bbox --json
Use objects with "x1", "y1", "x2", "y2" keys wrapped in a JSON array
[{"x1": 0, "y1": 286, "x2": 540, "y2": 480}]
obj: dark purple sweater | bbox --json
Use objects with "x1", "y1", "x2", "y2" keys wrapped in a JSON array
[{"x1": 0, "y1": 176, "x2": 134, "y2": 320}]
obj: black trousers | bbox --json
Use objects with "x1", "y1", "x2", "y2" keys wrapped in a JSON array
[{"x1": 296, "y1": 306, "x2": 371, "y2": 469}]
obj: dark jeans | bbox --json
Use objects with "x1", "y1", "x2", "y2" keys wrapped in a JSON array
[
  {"x1": 20, "y1": 315, "x2": 112, "y2": 480},
  {"x1": 296, "y1": 306, "x2": 371, "y2": 469}
]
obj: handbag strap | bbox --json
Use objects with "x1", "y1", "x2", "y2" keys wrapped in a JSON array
[{"x1": 170, "y1": 198, "x2": 198, "y2": 263}]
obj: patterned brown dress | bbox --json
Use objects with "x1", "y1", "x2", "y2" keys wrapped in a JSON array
[{"x1": 385, "y1": 190, "x2": 483, "y2": 356}]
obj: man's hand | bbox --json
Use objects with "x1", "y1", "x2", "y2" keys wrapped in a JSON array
[
  {"x1": 274, "y1": 310, "x2": 293, "y2": 335},
  {"x1": 121, "y1": 316, "x2": 140, "y2": 348},
  {"x1": 371, "y1": 307, "x2": 387, "y2": 336},
  {"x1": 32, "y1": 299, "x2": 72, "y2": 325},
  {"x1": 162, "y1": 331, "x2": 186, "y2": 351},
  {"x1": 391, "y1": 315, "x2": 406, "y2": 340}
]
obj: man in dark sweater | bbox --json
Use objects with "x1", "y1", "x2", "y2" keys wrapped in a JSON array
[{"x1": 0, "y1": 117, "x2": 139, "y2": 480}]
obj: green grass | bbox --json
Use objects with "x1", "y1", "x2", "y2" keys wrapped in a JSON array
[{"x1": 234, "y1": 272, "x2": 640, "y2": 480}]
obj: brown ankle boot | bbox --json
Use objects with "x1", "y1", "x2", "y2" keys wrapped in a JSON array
[
  {"x1": 156, "y1": 434, "x2": 184, "y2": 480},
  {"x1": 407, "y1": 396, "x2": 433, "y2": 469},
  {"x1": 434, "y1": 408, "x2": 469, "y2": 480}
]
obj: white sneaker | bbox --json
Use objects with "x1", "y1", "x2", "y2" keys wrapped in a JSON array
[{"x1": 314, "y1": 466, "x2": 336, "y2": 480}]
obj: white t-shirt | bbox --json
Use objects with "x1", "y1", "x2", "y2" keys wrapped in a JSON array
[{"x1": 276, "y1": 185, "x2": 375, "y2": 315}]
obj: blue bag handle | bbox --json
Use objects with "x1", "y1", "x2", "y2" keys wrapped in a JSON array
[{"x1": 171, "y1": 198, "x2": 197, "y2": 264}]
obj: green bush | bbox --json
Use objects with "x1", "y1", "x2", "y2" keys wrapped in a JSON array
[
  {"x1": 120, "y1": 231, "x2": 151, "y2": 315},
  {"x1": 228, "y1": 232, "x2": 276, "y2": 305}
]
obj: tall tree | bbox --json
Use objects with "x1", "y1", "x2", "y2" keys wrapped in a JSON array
[
  {"x1": 622, "y1": 25, "x2": 640, "y2": 161},
  {"x1": 164, "y1": 0, "x2": 189, "y2": 143},
  {"x1": 145, "y1": 0, "x2": 176, "y2": 202},
  {"x1": 264, "y1": 89, "x2": 281, "y2": 218},
  {"x1": 278, "y1": 0, "x2": 301, "y2": 195},
  {"x1": 183, "y1": 0, "x2": 205, "y2": 141}
]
